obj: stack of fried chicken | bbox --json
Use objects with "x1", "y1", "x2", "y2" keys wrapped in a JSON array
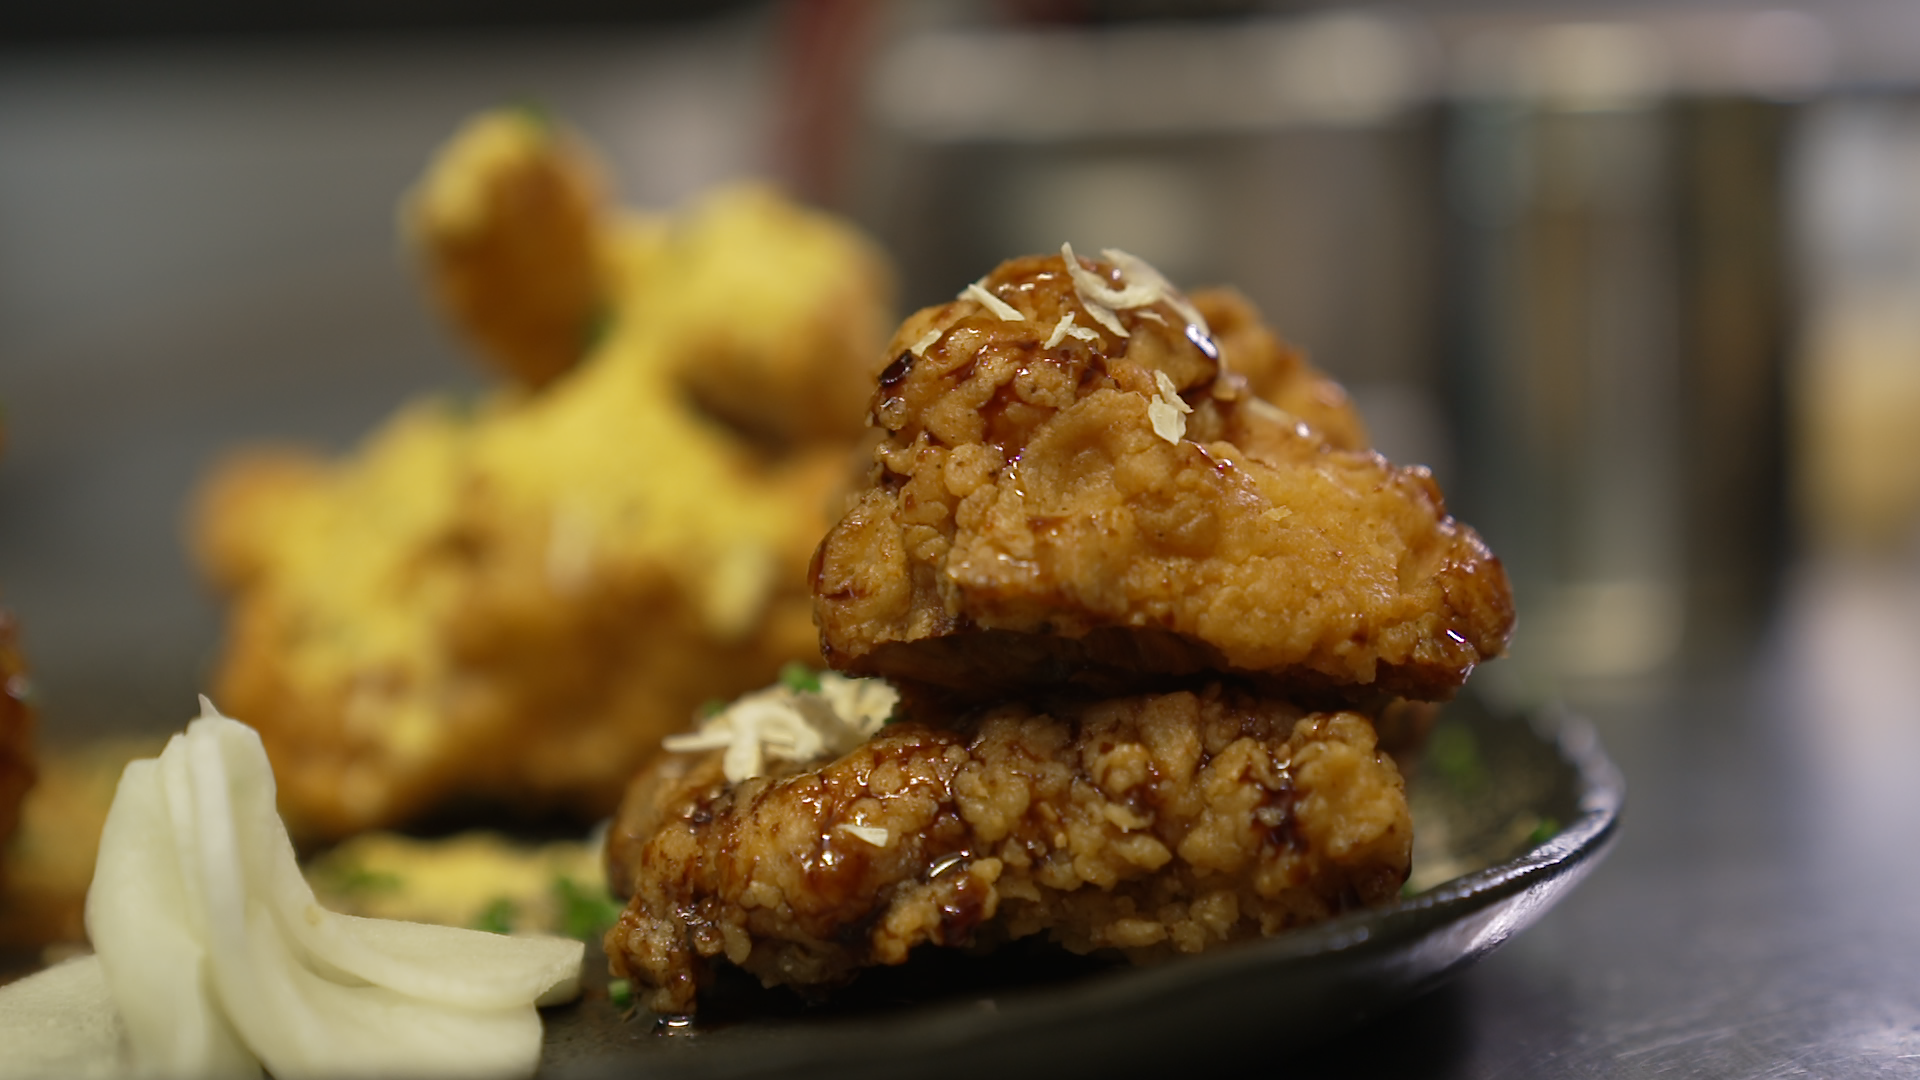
[{"x1": 603, "y1": 248, "x2": 1515, "y2": 1015}]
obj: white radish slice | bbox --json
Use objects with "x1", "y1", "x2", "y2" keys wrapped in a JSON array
[
  {"x1": 62, "y1": 697, "x2": 586, "y2": 1080},
  {"x1": 86, "y1": 755, "x2": 261, "y2": 1078},
  {"x1": 215, "y1": 904, "x2": 545, "y2": 1080},
  {"x1": 189, "y1": 713, "x2": 580, "y2": 1011},
  {"x1": 0, "y1": 955, "x2": 129, "y2": 1079}
]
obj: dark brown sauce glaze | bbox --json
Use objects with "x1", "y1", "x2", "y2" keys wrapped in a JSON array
[{"x1": 867, "y1": 253, "x2": 1219, "y2": 461}]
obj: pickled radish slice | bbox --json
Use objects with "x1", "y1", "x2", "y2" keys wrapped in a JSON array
[
  {"x1": 1, "y1": 697, "x2": 586, "y2": 1079},
  {"x1": 0, "y1": 956, "x2": 127, "y2": 1079}
]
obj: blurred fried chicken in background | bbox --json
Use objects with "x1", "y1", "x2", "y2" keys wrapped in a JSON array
[{"x1": 192, "y1": 108, "x2": 897, "y2": 841}]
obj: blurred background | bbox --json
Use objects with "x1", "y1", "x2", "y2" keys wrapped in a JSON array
[{"x1": 3, "y1": 0, "x2": 1920, "y2": 738}]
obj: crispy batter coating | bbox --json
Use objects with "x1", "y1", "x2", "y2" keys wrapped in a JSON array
[
  {"x1": 403, "y1": 108, "x2": 609, "y2": 390},
  {"x1": 604, "y1": 685, "x2": 1410, "y2": 1015},
  {"x1": 811, "y1": 252, "x2": 1513, "y2": 703},
  {"x1": 1189, "y1": 286, "x2": 1369, "y2": 453},
  {"x1": 654, "y1": 186, "x2": 900, "y2": 447},
  {"x1": 0, "y1": 606, "x2": 35, "y2": 880},
  {"x1": 193, "y1": 113, "x2": 896, "y2": 840}
]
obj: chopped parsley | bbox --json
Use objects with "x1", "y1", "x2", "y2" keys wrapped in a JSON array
[
  {"x1": 514, "y1": 100, "x2": 553, "y2": 132},
  {"x1": 553, "y1": 876, "x2": 623, "y2": 941},
  {"x1": 607, "y1": 978, "x2": 634, "y2": 1009},
  {"x1": 1428, "y1": 724, "x2": 1488, "y2": 796},
  {"x1": 778, "y1": 661, "x2": 822, "y2": 695},
  {"x1": 1526, "y1": 816, "x2": 1562, "y2": 847},
  {"x1": 580, "y1": 305, "x2": 614, "y2": 356},
  {"x1": 318, "y1": 864, "x2": 402, "y2": 897},
  {"x1": 475, "y1": 897, "x2": 518, "y2": 935}
]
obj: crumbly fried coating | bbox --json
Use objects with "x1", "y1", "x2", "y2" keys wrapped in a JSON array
[
  {"x1": 0, "y1": 606, "x2": 36, "y2": 878},
  {"x1": 403, "y1": 108, "x2": 609, "y2": 390},
  {"x1": 811, "y1": 252, "x2": 1513, "y2": 703},
  {"x1": 604, "y1": 685, "x2": 1411, "y2": 1015},
  {"x1": 1189, "y1": 286, "x2": 1369, "y2": 453},
  {"x1": 654, "y1": 185, "x2": 899, "y2": 447},
  {"x1": 193, "y1": 114, "x2": 896, "y2": 840}
]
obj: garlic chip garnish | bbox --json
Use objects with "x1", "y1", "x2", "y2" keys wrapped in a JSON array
[
  {"x1": 1043, "y1": 311, "x2": 1102, "y2": 349},
  {"x1": 1, "y1": 698, "x2": 585, "y2": 1080},
  {"x1": 1148, "y1": 369, "x2": 1194, "y2": 444},
  {"x1": 1058, "y1": 242, "x2": 1220, "y2": 357},
  {"x1": 837, "y1": 824, "x2": 890, "y2": 848},
  {"x1": 1081, "y1": 300, "x2": 1127, "y2": 338},
  {"x1": 1100, "y1": 247, "x2": 1211, "y2": 337},
  {"x1": 662, "y1": 672, "x2": 899, "y2": 783},
  {"x1": 961, "y1": 281, "x2": 1023, "y2": 322},
  {"x1": 909, "y1": 327, "x2": 944, "y2": 357}
]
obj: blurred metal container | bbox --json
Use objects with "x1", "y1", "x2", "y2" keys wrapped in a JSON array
[
  {"x1": 855, "y1": 7, "x2": 1818, "y2": 704},
  {"x1": 1442, "y1": 20, "x2": 1801, "y2": 701},
  {"x1": 855, "y1": 11, "x2": 1457, "y2": 476}
]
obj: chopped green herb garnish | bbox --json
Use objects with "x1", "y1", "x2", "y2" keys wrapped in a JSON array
[
  {"x1": 326, "y1": 866, "x2": 403, "y2": 896},
  {"x1": 553, "y1": 876, "x2": 623, "y2": 942},
  {"x1": 1526, "y1": 816, "x2": 1562, "y2": 847},
  {"x1": 697, "y1": 698, "x2": 727, "y2": 719},
  {"x1": 607, "y1": 978, "x2": 634, "y2": 1009},
  {"x1": 439, "y1": 391, "x2": 482, "y2": 424},
  {"x1": 778, "y1": 662, "x2": 822, "y2": 694},
  {"x1": 580, "y1": 305, "x2": 614, "y2": 356},
  {"x1": 1429, "y1": 724, "x2": 1488, "y2": 796},
  {"x1": 515, "y1": 99, "x2": 553, "y2": 132},
  {"x1": 475, "y1": 897, "x2": 518, "y2": 935},
  {"x1": 1399, "y1": 880, "x2": 1420, "y2": 899}
]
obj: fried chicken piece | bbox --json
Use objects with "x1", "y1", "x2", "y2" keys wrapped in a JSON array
[
  {"x1": 1190, "y1": 286, "x2": 1369, "y2": 453},
  {"x1": 193, "y1": 116, "x2": 897, "y2": 840},
  {"x1": 654, "y1": 185, "x2": 900, "y2": 447},
  {"x1": 404, "y1": 110, "x2": 895, "y2": 443},
  {"x1": 604, "y1": 685, "x2": 1411, "y2": 1015},
  {"x1": 812, "y1": 250, "x2": 1514, "y2": 703},
  {"x1": 403, "y1": 108, "x2": 609, "y2": 390},
  {"x1": 0, "y1": 606, "x2": 36, "y2": 881}
]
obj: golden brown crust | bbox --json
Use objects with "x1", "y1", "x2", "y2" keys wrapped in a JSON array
[
  {"x1": 604, "y1": 685, "x2": 1410, "y2": 1015},
  {"x1": 654, "y1": 186, "x2": 899, "y2": 447},
  {"x1": 811, "y1": 252, "x2": 1513, "y2": 702},
  {"x1": 404, "y1": 109, "x2": 609, "y2": 390},
  {"x1": 1189, "y1": 286, "x2": 1369, "y2": 452},
  {"x1": 196, "y1": 408, "x2": 847, "y2": 840},
  {"x1": 194, "y1": 115, "x2": 898, "y2": 841}
]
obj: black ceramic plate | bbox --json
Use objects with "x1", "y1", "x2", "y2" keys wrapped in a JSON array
[{"x1": 538, "y1": 694, "x2": 1623, "y2": 1079}]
